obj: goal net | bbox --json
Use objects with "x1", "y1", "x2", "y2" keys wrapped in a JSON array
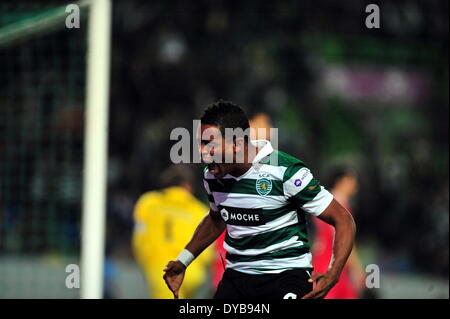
[{"x1": 0, "y1": 0, "x2": 110, "y2": 298}]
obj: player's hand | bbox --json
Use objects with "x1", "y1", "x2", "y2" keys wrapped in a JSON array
[
  {"x1": 301, "y1": 271, "x2": 339, "y2": 299},
  {"x1": 163, "y1": 260, "x2": 186, "y2": 299}
]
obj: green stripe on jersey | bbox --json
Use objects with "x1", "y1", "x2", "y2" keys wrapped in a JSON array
[
  {"x1": 224, "y1": 223, "x2": 309, "y2": 251},
  {"x1": 290, "y1": 179, "x2": 322, "y2": 206},
  {"x1": 205, "y1": 178, "x2": 284, "y2": 196},
  {"x1": 262, "y1": 204, "x2": 297, "y2": 223},
  {"x1": 207, "y1": 193, "x2": 215, "y2": 202},
  {"x1": 226, "y1": 246, "x2": 310, "y2": 263},
  {"x1": 282, "y1": 162, "x2": 308, "y2": 182},
  {"x1": 262, "y1": 204, "x2": 308, "y2": 224}
]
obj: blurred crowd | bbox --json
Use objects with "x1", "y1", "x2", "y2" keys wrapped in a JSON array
[
  {"x1": 106, "y1": 0, "x2": 449, "y2": 278},
  {"x1": 0, "y1": 0, "x2": 448, "y2": 298}
]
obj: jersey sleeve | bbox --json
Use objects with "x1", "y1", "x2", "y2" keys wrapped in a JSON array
[
  {"x1": 203, "y1": 169, "x2": 219, "y2": 212},
  {"x1": 283, "y1": 163, "x2": 333, "y2": 216}
]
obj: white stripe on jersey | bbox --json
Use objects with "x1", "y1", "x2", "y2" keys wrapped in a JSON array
[
  {"x1": 204, "y1": 164, "x2": 287, "y2": 181},
  {"x1": 203, "y1": 179, "x2": 212, "y2": 193},
  {"x1": 283, "y1": 167, "x2": 313, "y2": 196},
  {"x1": 226, "y1": 253, "x2": 313, "y2": 275},
  {"x1": 212, "y1": 191, "x2": 287, "y2": 209},
  {"x1": 302, "y1": 186, "x2": 334, "y2": 216},
  {"x1": 253, "y1": 164, "x2": 287, "y2": 180}
]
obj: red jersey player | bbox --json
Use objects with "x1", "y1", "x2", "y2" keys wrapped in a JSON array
[{"x1": 312, "y1": 168, "x2": 366, "y2": 299}]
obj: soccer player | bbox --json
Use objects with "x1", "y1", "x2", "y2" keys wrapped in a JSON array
[
  {"x1": 312, "y1": 167, "x2": 366, "y2": 298},
  {"x1": 163, "y1": 101, "x2": 356, "y2": 299},
  {"x1": 211, "y1": 111, "x2": 275, "y2": 290}
]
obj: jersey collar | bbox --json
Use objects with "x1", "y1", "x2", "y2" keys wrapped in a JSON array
[
  {"x1": 251, "y1": 140, "x2": 274, "y2": 165},
  {"x1": 224, "y1": 140, "x2": 274, "y2": 180}
]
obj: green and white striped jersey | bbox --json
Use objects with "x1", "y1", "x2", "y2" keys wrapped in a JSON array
[{"x1": 203, "y1": 140, "x2": 334, "y2": 275}]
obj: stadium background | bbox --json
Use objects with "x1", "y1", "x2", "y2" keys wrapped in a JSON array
[{"x1": 0, "y1": 0, "x2": 448, "y2": 298}]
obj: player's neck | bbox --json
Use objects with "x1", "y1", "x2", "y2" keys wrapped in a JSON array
[
  {"x1": 228, "y1": 163, "x2": 253, "y2": 178},
  {"x1": 228, "y1": 144, "x2": 257, "y2": 178}
]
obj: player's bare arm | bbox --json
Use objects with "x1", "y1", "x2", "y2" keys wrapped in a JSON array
[
  {"x1": 163, "y1": 209, "x2": 226, "y2": 298},
  {"x1": 302, "y1": 198, "x2": 356, "y2": 299}
]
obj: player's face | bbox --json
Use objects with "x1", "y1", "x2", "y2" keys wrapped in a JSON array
[{"x1": 199, "y1": 124, "x2": 236, "y2": 178}]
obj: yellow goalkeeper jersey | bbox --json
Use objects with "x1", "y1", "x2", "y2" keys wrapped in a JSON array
[{"x1": 132, "y1": 186, "x2": 213, "y2": 299}]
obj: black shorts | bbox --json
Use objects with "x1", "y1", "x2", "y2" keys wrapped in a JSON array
[{"x1": 214, "y1": 268, "x2": 313, "y2": 300}]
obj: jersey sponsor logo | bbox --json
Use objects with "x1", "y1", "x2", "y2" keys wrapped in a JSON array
[
  {"x1": 294, "y1": 168, "x2": 310, "y2": 187},
  {"x1": 219, "y1": 206, "x2": 265, "y2": 226},
  {"x1": 256, "y1": 178, "x2": 272, "y2": 196},
  {"x1": 220, "y1": 208, "x2": 230, "y2": 222}
]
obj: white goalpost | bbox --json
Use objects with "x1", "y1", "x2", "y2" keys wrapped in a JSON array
[
  {"x1": 0, "y1": 0, "x2": 111, "y2": 299},
  {"x1": 80, "y1": 0, "x2": 112, "y2": 299}
]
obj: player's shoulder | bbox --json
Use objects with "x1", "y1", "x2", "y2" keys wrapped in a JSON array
[
  {"x1": 266, "y1": 150, "x2": 308, "y2": 168},
  {"x1": 266, "y1": 150, "x2": 309, "y2": 182},
  {"x1": 135, "y1": 190, "x2": 162, "y2": 206},
  {"x1": 133, "y1": 191, "x2": 164, "y2": 220}
]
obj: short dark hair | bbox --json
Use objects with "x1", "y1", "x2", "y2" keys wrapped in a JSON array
[
  {"x1": 160, "y1": 164, "x2": 194, "y2": 188},
  {"x1": 200, "y1": 100, "x2": 250, "y2": 136},
  {"x1": 327, "y1": 166, "x2": 358, "y2": 188}
]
